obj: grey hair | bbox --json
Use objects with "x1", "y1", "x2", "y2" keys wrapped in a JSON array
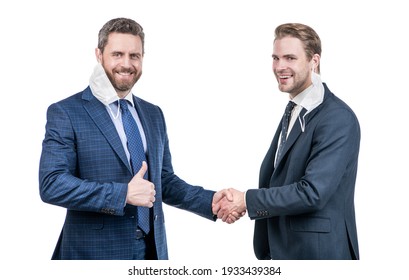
[{"x1": 97, "y1": 17, "x2": 145, "y2": 54}]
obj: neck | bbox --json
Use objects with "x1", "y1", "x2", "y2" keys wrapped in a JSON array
[{"x1": 117, "y1": 90, "x2": 131, "y2": 99}]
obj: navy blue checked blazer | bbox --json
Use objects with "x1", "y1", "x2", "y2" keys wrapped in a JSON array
[
  {"x1": 246, "y1": 84, "x2": 360, "y2": 260},
  {"x1": 39, "y1": 86, "x2": 215, "y2": 260}
]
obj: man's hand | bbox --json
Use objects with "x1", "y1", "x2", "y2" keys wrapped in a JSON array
[
  {"x1": 212, "y1": 188, "x2": 246, "y2": 224},
  {"x1": 126, "y1": 161, "x2": 156, "y2": 207}
]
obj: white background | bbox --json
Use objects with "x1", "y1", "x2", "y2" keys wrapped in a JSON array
[{"x1": 1, "y1": 0, "x2": 408, "y2": 279}]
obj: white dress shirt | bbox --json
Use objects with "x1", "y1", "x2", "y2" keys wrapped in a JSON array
[{"x1": 106, "y1": 95, "x2": 148, "y2": 164}]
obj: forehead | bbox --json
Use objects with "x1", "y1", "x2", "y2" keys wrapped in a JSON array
[
  {"x1": 273, "y1": 36, "x2": 306, "y2": 57},
  {"x1": 105, "y1": 32, "x2": 143, "y2": 53}
]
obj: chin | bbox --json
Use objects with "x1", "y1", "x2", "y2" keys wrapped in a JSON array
[{"x1": 278, "y1": 85, "x2": 291, "y2": 93}]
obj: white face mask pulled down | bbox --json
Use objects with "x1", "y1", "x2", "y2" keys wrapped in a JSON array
[
  {"x1": 308, "y1": 71, "x2": 325, "y2": 109},
  {"x1": 297, "y1": 71, "x2": 325, "y2": 132},
  {"x1": 89, "y1": 63, "x2": 121, "y2": 118}
]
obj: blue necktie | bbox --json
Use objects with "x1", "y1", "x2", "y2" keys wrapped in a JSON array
[
  {"x1": 119, "y1": 99, "x2": 150, "y2": 234},
  {"x1": 276, "y1": 101, "x2": 295, "y2": 164}
]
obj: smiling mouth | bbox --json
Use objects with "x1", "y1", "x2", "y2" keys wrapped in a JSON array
[
  {"x1": 278, "y1": 74, "x2": 292, "y2": 79},
  {"x1": 117, "y1": 72, "x2": 134, "y2": 76},
  {"x1": 277, "y1": 75, "x2": 292, "y2": 85}
]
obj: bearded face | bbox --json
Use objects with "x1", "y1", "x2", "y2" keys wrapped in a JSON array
[
  {"x1": 96, "y1": 32, "x2": 144, "y2": 98},
  {"x1": 103, "y1": 64, "x2": 142, "y2": 93}
]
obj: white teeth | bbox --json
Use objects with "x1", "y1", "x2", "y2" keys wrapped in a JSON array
[{"x1": 279, "y1": 75, "x2": 291, "y2": 79}]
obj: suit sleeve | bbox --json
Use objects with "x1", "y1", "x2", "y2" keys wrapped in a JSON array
[
  {"x1": 156, "y1": 107, "x2": 216, "y2": 221},
  {"x1": 246, "y1": 107, "x2": 360, "y2": 219},
  {"x1": 39, "y1": 102, "x2": 128, "y2": 216}
]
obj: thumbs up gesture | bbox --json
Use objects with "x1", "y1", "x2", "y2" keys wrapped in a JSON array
[{"x1": 126, "y1": 161, "x2": 156, "y2": 207}]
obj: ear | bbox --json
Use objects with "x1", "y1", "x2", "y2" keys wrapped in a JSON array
[
  {"x1": 95, "y1": 48, "x2": 102, "y2": 63},
  {"x1": 311, "y1": 54, "x2": 320, "y2": 73}
]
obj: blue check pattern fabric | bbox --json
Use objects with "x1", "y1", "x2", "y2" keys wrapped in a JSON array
[
  {"x1": 119, "y1": 99, "x2": 150, "y2": 234},
  {"x1": 276, "y1": 101, "x2": 295, "y2": 164}
]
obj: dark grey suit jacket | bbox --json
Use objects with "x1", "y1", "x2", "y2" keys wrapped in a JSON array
[{"x1": 246, "y1": 83, "x2": 360, "y2": 260}]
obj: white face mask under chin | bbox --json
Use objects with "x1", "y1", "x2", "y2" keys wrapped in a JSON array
[
  {"x1": 297, "y1": 71, "x2": 325, "y2": 132},
  {"x1": 89, "y1": 63, "x2": 119, "y2": 106},
  {"x1": 89, "y1": 63, "x2": 121, "y2": 118}
]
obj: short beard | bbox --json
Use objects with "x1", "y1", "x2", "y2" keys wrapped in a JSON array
[
  {"x1": 111, "y1": 71, "x2": 142, "y2": 93},
  {"x1": 103, "y1": 65, "x2": 142, "y2": 94}
]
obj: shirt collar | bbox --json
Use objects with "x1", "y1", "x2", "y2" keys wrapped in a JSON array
[{"x1": 122, "y1": 92, "x2": 135, "y2": 107}]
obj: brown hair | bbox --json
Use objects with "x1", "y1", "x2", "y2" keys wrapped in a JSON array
[{"x1": 274, "y1": 23, "x2": 321, "y2": 73}]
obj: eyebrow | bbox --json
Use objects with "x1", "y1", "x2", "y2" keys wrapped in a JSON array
[
  {"x1": 111, "y1": 50, "x2": 142, "y2": 56},
  {"x1": 272, "y1": 54, "x2": 297, "y2": 58}
]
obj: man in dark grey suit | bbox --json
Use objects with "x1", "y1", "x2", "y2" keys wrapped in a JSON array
[
  {"x1": 213, "y1": 23, "x2": 360, "y2": 260},
  {"x1": 39, "y1": 17, "x2": 236, "y2": 260}
]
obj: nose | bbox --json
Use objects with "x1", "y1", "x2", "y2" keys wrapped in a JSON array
[
  {"x1": 273, "y1": 59, "x2": 287, "y2": 72},
  {"x1": 121, "y1": 56, "x2": 132, "y2": 68}
]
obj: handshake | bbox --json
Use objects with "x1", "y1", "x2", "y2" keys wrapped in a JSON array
[
  {"x1": 126, "y1": 162, "x2": 246, "y2": 224},
  {"x1": 212, "y1": 188, "x2": 247, "y2": 224}
]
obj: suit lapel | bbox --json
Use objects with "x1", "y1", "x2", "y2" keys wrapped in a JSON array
[
  {"x1": 82, "y1": 87, "x2": 131, "y2": 173},
  {"x1": 259, "y1": 124, "x2": 281, "y2": 188},
  {"x1": 132, "y1": 96, "x2": 158, "y2": 181}
]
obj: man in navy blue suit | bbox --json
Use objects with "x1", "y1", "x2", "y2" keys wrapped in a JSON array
[
  {"x1": 213, "y1": 23, "x2": 360, "y2": 260},
  {"x1": 39, "y1": 17, "x2": 237, "y2": 260}
]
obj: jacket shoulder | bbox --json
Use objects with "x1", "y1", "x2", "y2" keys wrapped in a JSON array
[
  {"x1": 51, "y1": 87, "x2": 90, "y2": 107},
  {"x1": 321, "y1": 84, "x2": 359, "y2": 121}
]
